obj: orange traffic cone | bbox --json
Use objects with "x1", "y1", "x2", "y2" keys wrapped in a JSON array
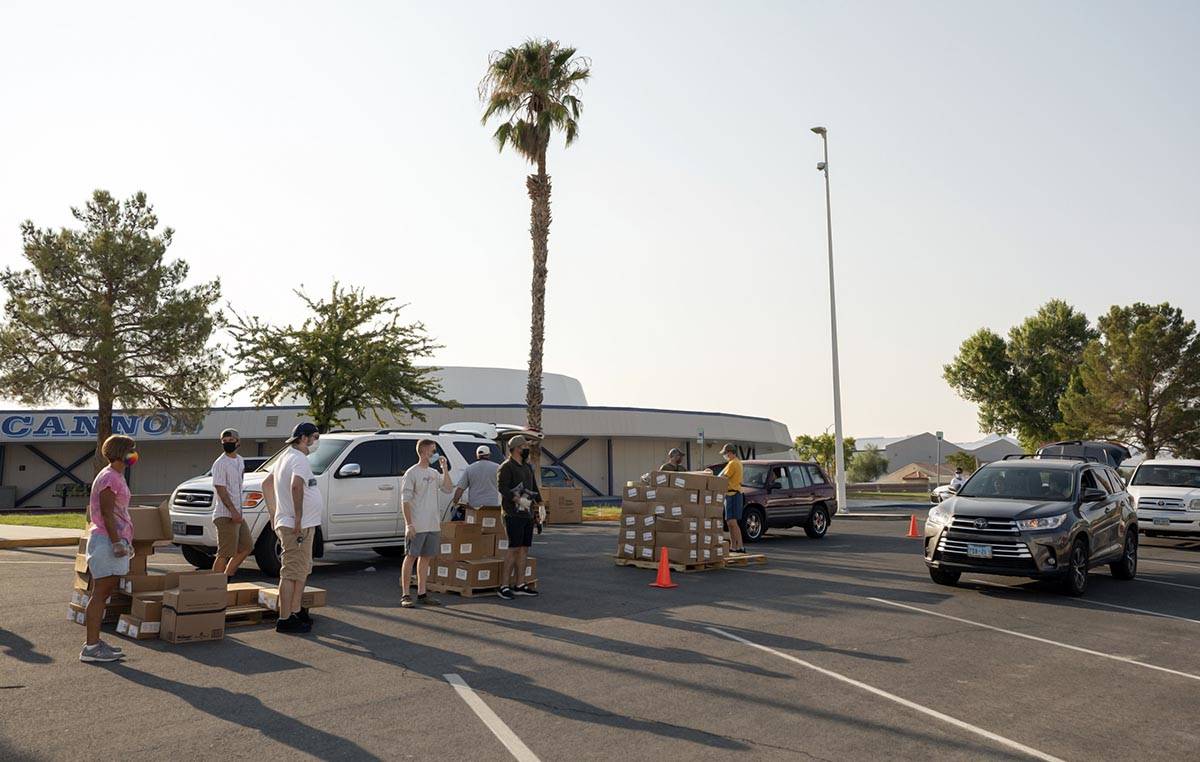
[
  {"x1": 906, "y1": 514, "x2": 921, "y2": 538},
  {"x1": 649, "y1": 547, "x2": 678, "y2": 589}
]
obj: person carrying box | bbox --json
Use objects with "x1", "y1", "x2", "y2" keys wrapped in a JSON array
[{"x1": 451, "y1": 444, "x2": 501, "y2": 520}]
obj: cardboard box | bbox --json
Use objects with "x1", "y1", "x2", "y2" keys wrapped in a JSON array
[
  {"x1": 160, "y1": 608, "x2": 224, "y2": 644},
  {"x1": 664, "y1": 546, "x2": 700, "y2": 565},
  {"x1": 257, "y1": 586, "x2": 327, "y2": 611},
  {"x1": 655, "y1": 487, "x2": 699, "y2": 506},
  {"x1": 440, "y1": 522, "x2": 483, "y2": 542},
  {"x1": 226, "y1": 582, "x2": 270, "y2": 607},
  {"x1": 73, "y1": 571, "x2": 93, "y2": 592},
  {"x1": 77, "y1": 536, "x2": 89, "y2": 553},
  {"x1": 621, "y1": 500, "x2": 652, "y2": 517},
  {"x1": 616, "y1": 541, "x2": 637, "y2": 559},
  {"x1": 117, "y1": 614, "x2": 160, "y2": 640},
  {"x1": 162, "y1": 571, "x2": 227, "y2": 613},
  {"x1": 464, "y1": 507, "x2": 503, "y2": 533},
  {"x1": 642, "y1": 488, "x2": 659, "y2": 502},
  {"x1": 128, "y1": 504, "x2": 171, "y2": 542},
  {"x1": 634, "y1": 544, "x2": 656, "y2": 562},
  {"x1": 434, "y1": 561, "x2": 454, "y2": 582},
  {"x1": 128, "y1": 554, "x2": 147, "y2": 575},
  {"x1": 648, "y1": 471, "x2": 671, "y2": 488},
  {"x1": 700, "y1": 547, "x2": 714, "y2": 563},
  {"x1": 655, "y1": 531, "x2": 697, "y2": 550},
  {"x1": 68, "y1": 602, "x2": 123, "y2": 624},
  {"x1": 543, "y1": 486, "x2": 582, "y2": 509},
  {"x1": 622, "y1": 485, "x2": 644, "y2": 501},
  {"x1": 546, "y1": 504, "x2": 583, "y2": 524},
  {"x1": 708, "y1": 475, "x2": 730, "y2": 493},
  {"x1": 131, "y1": 593, "x2": 164, "y2": 622},
  {"x1": 704, "y1": 503, "x2": 726, "y2": 521},
  {"x1": 676, "y1": 517, "x2": 701, "y2": 533},
  {"x1": 523, "y1": 557, "x2": 537, "y2": 580},
  {"x1": 71, "y1": 590, "x2": 131, "y2": 611},
  {"x1": 715, "y1": 543, "x2": 727, "y2": 559},
  {"x1": 621, "y1": 527, "x2": 639, "y2": 542},
  {"x1": 74, "y1": 553, "x2": 90, "y2": 574},
  {"x1": 120, "y1": 572, "x2": 180, "y2": 595},
  {"x1": 663, "y1": 472, "x2": 710, "y2": 491},
  {"x1": 654, "y1": 517, "x2": 685, "y2": 533},
  {"x1": 439, "y1": 534, "x2": 495, "y2": 560},
  {"x1": 452, "y1": 558, "x2": 503, "y2": 587},
  {"x1": 698, "y1": 532, "x2": 715, "y2": 547},
  {"x1": 496, "y1": 536, "x2": 510, "y2": 552},
  {"x1": 636, "y1": 528, "x2": 655, "y2": 545}
]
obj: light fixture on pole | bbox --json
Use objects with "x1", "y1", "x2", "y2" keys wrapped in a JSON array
[
  {"x1": 936, "y1": 431, "x2": 944, "y2": 489},
  {"x1": 812, "y1": 125, "x2": 847, "y2": 515}
]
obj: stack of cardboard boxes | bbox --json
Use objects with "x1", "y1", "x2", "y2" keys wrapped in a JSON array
[
  {"x1": 542, "y1": 486, "x2": 583, "y2": 524},
  {"x1": 429, "y1": 507, "x2": 537, "y2": 592},
  {"x1": 70, "y1": 504, "x2": 170, "y2": 634},
  {"x1": 615, "y1": 471, "x2": 732, "y2": 568}
]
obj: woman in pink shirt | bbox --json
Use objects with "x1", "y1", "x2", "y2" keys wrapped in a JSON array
[{"x1": 80, "y1": 435, "x2": 138, "y2": 664}]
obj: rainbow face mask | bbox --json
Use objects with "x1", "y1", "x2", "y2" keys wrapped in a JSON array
[{"x1": 123, "y1": 451, "x2": 139, "y2": 466}]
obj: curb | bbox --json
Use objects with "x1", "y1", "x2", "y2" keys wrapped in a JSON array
[{"x1": 0, "y1": 536, "x2": 81, "y2": 550}]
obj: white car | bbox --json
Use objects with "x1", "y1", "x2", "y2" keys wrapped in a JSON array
[
  {"x1": 168, "y1": 423, "x2": 540, "y2": 574},
  {"x1": 1126, "y1": 458, "x2": 1200, "y2": 537}
]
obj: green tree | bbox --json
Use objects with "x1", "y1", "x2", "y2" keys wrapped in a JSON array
[
  {"x1": 227, "y1": 283, "x2": 455, "y2": 433},
  {"x1": 0, "y1": 190, "x2": 222, "y2": 468},
  {"x1": 1058, "y1": 302, "x2": 1200, "y2": 458},
  {"x1": 944, "y1": 300, "x2": 1095, "y2": 451},
  {"x1": 480, "y1": 39, "x2": 590, "y2": 459},
  {"x1": 794, "y1": 432, "x2": 856, "y2": 480},
  {"x1": 945, "y1": 451, "x2": 979, "y2": 474},
  {"x1": 847, "y1": 444, "x2": 888, "y2": 483}
]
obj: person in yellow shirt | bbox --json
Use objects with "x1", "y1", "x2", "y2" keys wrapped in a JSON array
[{"x1": 719, "y1": 443, "x2": 746, "y2": 553}]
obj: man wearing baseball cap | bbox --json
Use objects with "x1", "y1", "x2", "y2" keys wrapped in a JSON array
[
  {"x1": 496, "y1": 435, "x2": 541, "y2": 600},
  {"x1": 260, "y1": 422, "x2": 324, "y2": 634},
  {"x1": 719, "y1": 443, "x2": 747, "y2": 553},
  {"x1": 659, "y1": 447, "x2": 687, "y2": 473},
  {"x1": 211, "y1": 428, "x2": 253, "y2": 577},
  {"x1": 452, "y1": 444, "x2": 501, "y2": 517}
]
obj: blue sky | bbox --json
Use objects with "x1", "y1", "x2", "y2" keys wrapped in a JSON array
[{"x1": 0, "y1": 1, "x2": 1197, "y2": 442}]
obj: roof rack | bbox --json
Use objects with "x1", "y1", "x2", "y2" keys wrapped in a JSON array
[
  {"x1": 1003, "y1": 454, "x2": 1097, "y2": 463},
  {"x1": 325, "y1": 428, "x2": 487, "y2": 439}
]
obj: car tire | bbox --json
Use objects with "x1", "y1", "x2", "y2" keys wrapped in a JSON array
[
  {"x1": 373, "y1": 546, "x2": 405, "y2": 558},
  {"x1": 804, "y1": 504, "x2": 830, "y2": 539},
  {"x1": 742, "y1": 506, "x2": 767, "y2": 543},
  {"x1": 180, "y1": 544, "x2": 215, "y2": 570},
  {"x1": 1061, "y1": 538, "x2": 1090, "y2": 596},
  {"x1": 253, "y1": 527, "x2": 283, "y2": 577},
  {"x1": 1109, "y1": 528, "x2": 1138, "y2": 580},
  {"x1": 929, "y1": 567, "x2": 960, "y2": 586}
]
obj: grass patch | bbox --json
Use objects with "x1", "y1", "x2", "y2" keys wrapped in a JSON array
[
  {"x1": 582, "y1": 505, "x2": 622, "y2": 521},
  {"x1": 0, "y1": 512, "x2": 87, "y2": 529}
]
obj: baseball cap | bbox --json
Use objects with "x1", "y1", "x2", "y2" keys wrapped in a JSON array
[
  {"x1": 219, "y1": 428, "x2": 240, "y2": 440},
  {"x1": 507, "y1": 435, "x2": 528, "y2": 452},
  {"x1": 721, "y1": 443, "x2": 736, "y2": 454},
  {"x1": 476, "y1": 445, "x2": 491, "y2": 457},
  {"x1": 285, "y1": 422, "x2": 319, "y2": 444},
  {"x1": 668, "y1": 447, "x2": 684, "y2": 458}
]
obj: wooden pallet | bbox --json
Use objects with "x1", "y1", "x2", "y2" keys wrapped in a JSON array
[
  {"x1": 224, "y1": 605, "x2": 277, "y2": 628},
  {"x1": 424, "y1": 579, "x2": 539, "y2": 598},
  {"x1": 612, "y1": 556, "x2": 726, "y2": 573},
  {"x1": 723, "y1": 551, "x2": 767, "y2": 567}
]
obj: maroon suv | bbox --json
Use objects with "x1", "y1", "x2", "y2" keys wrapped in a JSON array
[{"x1": 712, "y1": 460, "x2": 837, "y2": 542}]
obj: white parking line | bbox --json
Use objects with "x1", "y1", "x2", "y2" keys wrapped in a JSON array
[
  {"x1": 1139, "y1": 576, "x2": 1200, "y2": 591},
  {"x1": 1140, "y1": 558, "x2": 1200, "y2": 571},
  {"x1": 868, "y1": 597, "x2": 1200, "y2": 682},
  {"x1": 969, "y1": 579, "x2": 1200, "y2": 625},
  {"x1": 706, "y1": 626, "x2": 1065, "y2": 762},
  {"x1": 444, "y1": 673, "x2": 540, "y2": 762}
]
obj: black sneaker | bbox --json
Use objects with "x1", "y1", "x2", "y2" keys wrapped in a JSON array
[
  {"x1": 496, "y1": 586, "x2": 515, "y2": 601},
  {"x1": 417, "y1": 593, "x2": 441, "y2": 606},
  {"x1": 513, "y1": 584, "x2": 539, "y2": 597},
  {"x1": 297, "y1": 608, "x2": 313, "y2": 624},
  {"x1": 275, "y1": 615, "x2": 308, "y2": 635}
]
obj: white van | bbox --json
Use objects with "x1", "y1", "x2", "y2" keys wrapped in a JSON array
[{"x1": 168, "y1": 424, "x2": 540, "y2": 574}]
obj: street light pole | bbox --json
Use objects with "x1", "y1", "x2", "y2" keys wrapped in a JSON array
[{"x1": 812, "y1": 126, "x2": 847, "y2": 516}]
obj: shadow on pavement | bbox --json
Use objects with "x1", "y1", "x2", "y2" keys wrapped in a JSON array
[
  {"x1": 155, "y1": 637, "x2": 310, "y2": 675},
  {"x1": 106, "y1": 666, "x2": 381, "y2": 760},
  {"x1": 0, "y1": 628, "x2": 53, "y2": 665}
]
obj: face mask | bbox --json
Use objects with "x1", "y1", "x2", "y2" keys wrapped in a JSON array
[
  {"x1": 429, "y1": 453, "x2": 440, "y2": 466},
  {"x1": 222, "y1": 441, "x2": 239, "y2": 454},
  {"x1": 123, "y1": 451, "x2": 139, "y2": 466},
  {"x1": 520, "y1": 448, "x2": 531, "y2": 459},
  {"x1": 307, "y1": 437, "x2": 319, "y2": 451}
]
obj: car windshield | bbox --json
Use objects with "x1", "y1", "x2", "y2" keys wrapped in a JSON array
[
  {"x1": 958, "y1": 466, "x2": 1076, "y2": 501},
  {"x1": 260, "y1": 438, "x2": 351, "y2": 476},
  {"x1": 1131, "y1": 465, "x2": 1200, "y2": 488},
  {"x1": 742, "y1": 465, "x2": 769, "y2": 488}
]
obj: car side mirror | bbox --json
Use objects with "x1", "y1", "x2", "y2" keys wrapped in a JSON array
[
  {"x1": 1081, "y1": 487, "x2": 1106, "y2": 502},
  {"x1": 337, "y1": 463, "x2": 361, "y2": 478}
]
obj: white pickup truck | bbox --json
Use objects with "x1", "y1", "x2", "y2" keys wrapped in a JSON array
[{"x1": 168, "y1": 423, "x2": 540, "y2": 575}]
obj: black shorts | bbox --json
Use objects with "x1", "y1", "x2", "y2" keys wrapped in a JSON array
[{"x1": 504, "y1": 514, "x2": 534, "y2": 548}]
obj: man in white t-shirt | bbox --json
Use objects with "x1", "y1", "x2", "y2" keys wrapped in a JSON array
[
  {"x1": 211, "y1": 428, "x2": 252, "y2": 577},
  {"x1": 399, "y1": 438, "x2": 453, "y2": 608},
  {"x1": 261, "y1": 422, "x2": 325, "y2": 634}
]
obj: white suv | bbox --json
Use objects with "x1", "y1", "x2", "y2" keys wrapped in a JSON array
[
  {"x1": 1126, "y1": 458, "x2": 1200, "y2": 537},
  {"x1": 168, "y1": 423, "x2": 539, "y2": 574}
]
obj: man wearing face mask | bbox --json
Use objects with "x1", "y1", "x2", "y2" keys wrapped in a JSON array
[
  {"x1": 211, "y1": 428, "x2": 253, "y2": 577},
  {"x1": 496, "y1": 436, "x2": 542, "y2": 601},
  {"x1": 261, "y1": 422, "x2": 324, "y2": 634},
  {"x1": 399, "y1": 439, "x2": 454, "y2": 608}
]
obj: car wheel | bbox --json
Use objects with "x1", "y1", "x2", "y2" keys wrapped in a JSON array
[
  {"x1": 253, "y1": 527, "x2": 283, "y2": 577},
  {"x1": 929, "y1": 567, "x2": 960, "y2": 586},
  {"x1": 1061, "y1": 538, "x2": 1089, "y2": 596},
  {"x1": 179, "y1": 544, "x2": 215, "y2": 570},
  {"x1": 373, "y1": 546, "x2": 405, "y2": 558},
  {"x1": 804, "y1": 504, "x2": 830, "y2": 539},
  {"x1": 742, "y1": 506, "x2": 766, "y2": 543},
  {"x1": 1109, "y1": 528, "x2": 1137, "y2": 580}
]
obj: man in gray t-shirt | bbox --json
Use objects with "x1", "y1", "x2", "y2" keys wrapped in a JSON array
[{"x1": 453, "y1": 446, "x2": 502, "y2": 509}]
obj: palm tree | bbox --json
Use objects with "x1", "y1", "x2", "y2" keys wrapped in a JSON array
[{"x1": 480, "y1": 39, "x2": 590, "y2": 459}]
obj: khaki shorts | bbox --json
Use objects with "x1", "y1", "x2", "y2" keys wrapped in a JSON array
[
  {"x1": 214, "y1": 517, "x2": 253, "y2": 557},
  {"x1": 276, "y1": 526, "x2": 315, "y2": 581}
]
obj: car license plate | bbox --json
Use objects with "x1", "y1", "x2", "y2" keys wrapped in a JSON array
[
  {"x1": 1153, "y1": 517, "x2": 1171, "y2": 527},
  {"x1": 967, "y1": 543, "x2": 993, "y2": 559},
  {"x1": 172, "y1": 521, "x2": 186, "y2": 535}
]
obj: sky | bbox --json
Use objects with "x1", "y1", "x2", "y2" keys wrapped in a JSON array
[{"x1": 0, "y1": 1, "x2": 1197, "y2": 443}]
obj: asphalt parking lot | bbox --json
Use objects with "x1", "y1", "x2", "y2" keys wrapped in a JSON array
[{"x1": 3, "y1": 520, "x2": 1200, "y2": 761}]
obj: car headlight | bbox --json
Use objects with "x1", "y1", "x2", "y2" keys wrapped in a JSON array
[
  {"x1": 1016, "y1": 514, "x2": 1068, "y2": 531},
  {"x1": 1189, "y1": 499, "x2": 1200, "y2": 512},
  {"x1": 927, "y1": 504, "x2": 952, "y2": 526}
]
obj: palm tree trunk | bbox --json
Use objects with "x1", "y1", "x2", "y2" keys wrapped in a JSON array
[{"x1": 525, "y1": 165, "x2": 552, "y2": 465}]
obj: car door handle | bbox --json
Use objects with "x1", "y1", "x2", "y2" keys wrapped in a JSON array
[{"x1": 378, "y1": 484, "x2": 395, "y2": 491}]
